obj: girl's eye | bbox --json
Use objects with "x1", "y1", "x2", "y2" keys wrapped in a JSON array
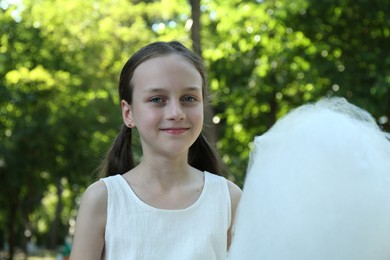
[
  {"x1": 182, "y1": 96, "x2": 197, "y2": 103},
  {"x1": 149, "y1": 97, "x2": 164, "y2": 103}
]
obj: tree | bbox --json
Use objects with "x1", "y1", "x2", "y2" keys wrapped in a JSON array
[
  {"x1": 200, "y1": 0, "x2": 321, "y2": 184},
  {"x1": 200, "y1": 0, "x2": 389, "y2": 185},
  {"x1": 286, "y1": 0, "x2": 390, "y2": 130}
]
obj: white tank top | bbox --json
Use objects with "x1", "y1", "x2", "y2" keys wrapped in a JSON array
[{"x1": 102, "y1": 172, "x2": 231, "y2": 260}]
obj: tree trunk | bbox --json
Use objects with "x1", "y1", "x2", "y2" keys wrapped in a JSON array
[
  {"x1": 190, "y1": 0, "x2": 202, "y2": 57},
  {"x1": 189, "y1": 0, "x2": 217, "y2": 146},
  {"x1": 49, "y1": 178, "x2": 64, "y2": 249},
  {"x1": 7, "y1": 200, "x2": 18, "y2": 260}
]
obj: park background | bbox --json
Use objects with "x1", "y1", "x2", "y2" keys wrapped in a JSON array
[{"x1": 0, "y1": 0, "x2": 389, "y2": 259}]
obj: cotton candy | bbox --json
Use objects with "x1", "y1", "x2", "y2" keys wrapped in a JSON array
[{"x1": 228, "y1": 97, "x2": 390, "y2": 260}]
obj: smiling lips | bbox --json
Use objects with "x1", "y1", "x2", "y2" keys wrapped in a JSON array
[{"x1": 160, "y1": 127, "x2": 189, "y2": 135}]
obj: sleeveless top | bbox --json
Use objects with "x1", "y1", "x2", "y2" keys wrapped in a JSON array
[{"x1": 101, "y1": 172, "x2": 231, "y2": 260}]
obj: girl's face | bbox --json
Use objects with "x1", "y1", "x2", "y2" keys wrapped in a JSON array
[{"x1": 122, "y1": 54, "x2": 204, "y2": 158}]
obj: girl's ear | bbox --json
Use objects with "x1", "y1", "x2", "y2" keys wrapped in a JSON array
[{"x1": 121, "y1": 100, "x2": 135, "y2": 128}]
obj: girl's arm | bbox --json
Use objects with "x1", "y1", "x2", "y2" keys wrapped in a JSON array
[
  {"x1": 227, "y1": 180, "x2": 242, "y2": 250},
  {"x1": 70, "y1": 181, "x2": 107, "y2": 260}
]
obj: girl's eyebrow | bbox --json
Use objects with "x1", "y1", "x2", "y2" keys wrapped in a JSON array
[{"x1": 143, "y1": 86, "x2": 202, "y2": 93}]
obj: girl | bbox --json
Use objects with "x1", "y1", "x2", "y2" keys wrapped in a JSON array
[{"x1": 70, "y1": 41, "x2": 241, "y2": 260}]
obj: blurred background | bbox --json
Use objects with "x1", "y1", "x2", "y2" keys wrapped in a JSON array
[{"x1": 0, "y1": 0, "x2": 389, "y2": 259}]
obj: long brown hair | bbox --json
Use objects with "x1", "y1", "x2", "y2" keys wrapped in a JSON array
[{"x1": 98, "y1": 41, "x2": 227, "y2": 178}]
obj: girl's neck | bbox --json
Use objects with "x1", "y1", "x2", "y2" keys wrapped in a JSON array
[
  {"x1": 129, "y1": 156, "x2": 198, "y2": 189},
  {"x1": 124, "y1": 162, "x2": 204, "y2": 210},
  {"x1": 122, "y1": 154, "x2": 204, "y2": 210}
]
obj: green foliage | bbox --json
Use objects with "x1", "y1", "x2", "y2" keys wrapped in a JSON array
[
  {"x1": 287, "y1": 0, "x2": 390, "y2": 119},
  {"x1": 201, "y1": 0, "x2": 389, "y2": 185},
  {"x1": 202, "y1": 0, "x2": 325, "y2": 183}
]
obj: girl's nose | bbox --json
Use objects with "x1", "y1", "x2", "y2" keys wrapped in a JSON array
[{"x1": 166, "y1": 100, "x2": 185, "y2": 120}]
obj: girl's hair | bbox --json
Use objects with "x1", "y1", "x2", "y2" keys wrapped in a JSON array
[{"x1": 97, "y1": 41, "x2": 227, "y2": 178}]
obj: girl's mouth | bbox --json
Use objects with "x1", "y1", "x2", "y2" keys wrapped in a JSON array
[{"x1": 161, "y1": 128, "x2": 189, "y2": 135}]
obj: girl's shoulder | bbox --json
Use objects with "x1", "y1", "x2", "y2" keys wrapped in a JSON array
[
  {"x1": 84, "y1": 179, "x2": 107, "y2": 198},
  {"x1": 226, "y1": 179, "x2": 241, "y2": 209},
  {"x1": 79, "y1": 180, "x2": 108, "y2": 216},
  {"x1": 205, "y1": 172, "x2": 241, "y2": 210},
  {"x1": 206, "y1": 172, "x2": 242, "y2": 198},
  {"x1": 226, "y1": 179, "x2": 241, "y2": 198},
  {"x1": 71, "y1": 180, "x2": 107, "y2": 259},
  {"x1": 225, "y1": 178, "x2": 241, "y2": 249}
]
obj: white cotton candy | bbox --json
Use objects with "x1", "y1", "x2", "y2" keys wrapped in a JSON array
[{"x1": 228, "y1": 97, "x2": 390, "y2": 260}]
